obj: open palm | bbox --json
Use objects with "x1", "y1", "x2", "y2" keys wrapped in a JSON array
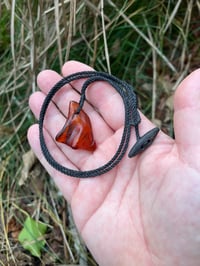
[{"x1": 28, "y1": 61, "x2": 200, "y2": 266}]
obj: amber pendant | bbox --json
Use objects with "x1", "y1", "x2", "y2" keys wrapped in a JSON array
[{"x1": 55, "y1": 101, "x2": 96, "y2": 151}]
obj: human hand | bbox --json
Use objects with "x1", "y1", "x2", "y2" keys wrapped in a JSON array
[{"x1": 28, "y1": 61, "x2": 200, "y2": 266}]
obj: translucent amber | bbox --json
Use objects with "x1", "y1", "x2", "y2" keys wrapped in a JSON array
[{"x1": 55, "y1": 101, "x2": 96, "y2": 151}]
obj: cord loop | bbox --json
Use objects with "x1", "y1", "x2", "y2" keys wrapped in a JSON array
[{"x1": 39, "y1": 71, "x2": 159, "y2": 178}]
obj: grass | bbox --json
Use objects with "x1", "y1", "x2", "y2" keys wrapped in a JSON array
[{"x1": 0, "y1": 0, "x2": 199, "y2": 265}]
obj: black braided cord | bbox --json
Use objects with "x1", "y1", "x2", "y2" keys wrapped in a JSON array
[{"x1": 39, "y1": 71, "x2": 159, "y2": 178}]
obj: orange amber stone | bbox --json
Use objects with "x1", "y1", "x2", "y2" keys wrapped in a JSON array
[{"x1": 55, "y1": 101, "x2": 96, "y2": 151}]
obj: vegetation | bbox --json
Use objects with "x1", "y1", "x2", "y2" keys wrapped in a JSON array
[{"x1": 0, "y1": 0, "x2": 199, "y2": 265}]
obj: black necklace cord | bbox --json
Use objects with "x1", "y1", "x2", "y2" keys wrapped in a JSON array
[{"x1": 39, "y1": 71, "x2": 159, "y2": 178}]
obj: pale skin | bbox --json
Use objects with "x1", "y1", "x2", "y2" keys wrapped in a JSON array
[{"x1": 28, "y1": 61, "x2": 200, "y2": 266}]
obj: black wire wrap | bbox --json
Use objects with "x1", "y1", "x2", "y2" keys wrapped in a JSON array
[{"x1": 39, "y1": 71, "x2": 159, "y2": 178}]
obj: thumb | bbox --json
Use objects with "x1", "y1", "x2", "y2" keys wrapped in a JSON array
[{"x1": 173, "y1": 68, "x2": 200, "y2": 164}]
